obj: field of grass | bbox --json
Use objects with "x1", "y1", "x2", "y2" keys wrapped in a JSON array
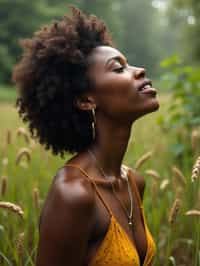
[
  {"x1": 0, "y1": 86, "x2": 17, "y2": 103},
  {"x1": 0, "y1": 92, "x2": 199, "y2": 265}
]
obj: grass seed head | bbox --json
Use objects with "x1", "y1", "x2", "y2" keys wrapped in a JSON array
[
  {"x1": 191, "y1": 129, "x2": 200, "y2": 152},
  {"x1": 191, "y1": 156, "x2": 200, "y2": 182},
  {"x1": 33, "y1": 187, "x2": 40, "y2": 209},
  {"x1": 16, "y1": 147, "x2": 31, "y2": 165},
  {"x1": 29, "y1": 139, "x2": 37, "y2": 149},
  {"x1": 1, "y1": 157, "x2": 8, "y2": 166},
  {"x1": 145, "y1": 169, "x2": 160, "y2": 180},
  {"x1": 172, "y1": 165, "x2": 186, "y2": 187},
  {"x1": 160, "y1": 179, "x2": 170, "y2": 190},
  {"x1": 0, "y1": 201, "x2": 24, "y2": 219},
  {"x1": 16, "y1": 232, "x2": 25, "y2": 256},
  {"x1": 0, "y1": 176, "x2": 7, "y2": 196},
  {"x1": 6, "y1": 129, "x2": 11, "y2": 145},
  {"x1": 174, "y1": 185, "x2": 184, "y2": 198},
  {"x1": 134, "y1": 151, "x2": 153, "y2": 170},
  {"x1": 151, "y1": 180, "x2": 158, "y2": 200},
  {"x1": 16, "y1": 127, "x2": 30, "y2": 144},
  {"x1": 185, "y1": 209, "x2": 200, "y2": 217},
  {"x1": 168, "y1": 198, "x2": 181, "y2": 225}
]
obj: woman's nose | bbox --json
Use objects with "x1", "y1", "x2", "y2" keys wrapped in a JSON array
[{"x1": 133, "y1": 67, "x2": 146, "y2": 79}]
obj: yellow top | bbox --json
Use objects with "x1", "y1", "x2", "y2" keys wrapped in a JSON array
[{"x1": 66, "y1": 164, "x2": 156, "y2": 266}]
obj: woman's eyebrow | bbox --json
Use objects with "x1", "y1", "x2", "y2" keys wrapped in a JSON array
[{"x1": 105, "y1": 56, "x2": 127, "y2": 67}]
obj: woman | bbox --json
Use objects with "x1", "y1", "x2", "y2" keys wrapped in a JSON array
[{"x1": 13, "y1": 6, "x2": 159, "y2": 266}]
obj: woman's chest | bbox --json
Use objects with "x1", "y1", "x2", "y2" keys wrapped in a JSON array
[{"x1": 86, "y1": 186, "x2": 148, "y2": 265}]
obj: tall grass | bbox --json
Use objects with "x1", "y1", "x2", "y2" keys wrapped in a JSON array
[
  {"x1": 0, "y1": 86, "x2": 17, "y2": 103},
  {"x1": 0, "y1": 93, "x2": 199, "y2": 265}
]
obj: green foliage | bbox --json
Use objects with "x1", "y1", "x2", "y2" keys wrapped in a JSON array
[
  {"x1": 158, "y1": 56, "x2": 200, "y2": 162},
  {"x1": 0, "y1": 0, "x2": 70, "y2": 84},
  {"x1": 160, "y1": 56, "x2": 200, "y2": 129},
  {"x1": 0, "y1": 0, "x2": 43, "y2": 83},
  {"x1": 0, "y1": 0, "x2": 173, "y2": 84},
  {"x1": 120, "y1": 0, "x2": 167, "y2": 77},
  {"x1": 80, "y1": 0, "x2": 164, "y2": 76},
  {"x1": 168, "y1": 0, "x2": 200, "y2": 63}
]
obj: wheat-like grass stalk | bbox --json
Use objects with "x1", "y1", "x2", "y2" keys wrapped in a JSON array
[
  {"x1": 191, "y1": 129, "x2": 200, "y2": 151},
  {"x1": 172, "y1": 165, "x2": 186, "y2": 187},
  {"x1": 145, "y1": 169, "x2": 160, "y2": 180},
  {"x1": 185, "y1": 210, "x2": 200, "y2": 217},
  {"x1": 191, "y1": 156, "x2": 200, "y2": 182},
  {"x1": 16, "y1": 147, "x2": 31, "y2": 165},
  {"x1": 174, "y1": 186, "x2": 184, "y2": 199},
  {"x1": 134, "y1": 151, "x2": 153, "y2": 170},
  {"x1": 168, "y1": 198, "x2": 181, "y2": 225},
  {"x1": 0, "y1": 201, "x2": 24, "y2": 218},
  {"x1": 5, "y1": 129, "x2": 12, "y2": 145},
  {"x1": 16, "y1": 232, "x2": 25, "y2": 256},
  {"x1": 0, "y1": 176, "x2": 7, "y2": 196},
  {"x1": 29, "y1": 138, "x2": 37, "y2": 149},
  {"x1": 160, "y1": 179, "x2": 170, "y2": 190},
  {"x1": 1, "y1": 157, "x2": 8, "y2": 166},
  {"x1": 33, "y1": 187, "x2": 40, "y2": 209},
  {"x1": 16, "y1": 127, "x2": 30, "y2": 144},
  {"x1": 168, "y1": 256, "x2": 176, "y2": 266},
  {"x1": 19, "y1": 161, "x2": 29, "y2": 169},
  {"x1": 151, "y1": 180, "x2": 158, "y2": 200}
]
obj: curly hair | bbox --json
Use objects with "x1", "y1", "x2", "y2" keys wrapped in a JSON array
[{"x1": 12, "y1": 6, "x2": 113, "y2": 158}]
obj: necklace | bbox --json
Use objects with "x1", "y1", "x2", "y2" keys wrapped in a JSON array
[{"x1": 87, "y1": 149, "x2": 134, "y2": 228}]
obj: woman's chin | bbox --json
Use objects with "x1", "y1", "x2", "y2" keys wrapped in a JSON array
[
  {"x1": 137, "y1": 98, "x2": 160, "y2": 118},
  {"x1": 146, "y1": 96, "x2": 159, "y2": 110},
  {"x1": 149, "y1": 99, "x2": 160, "y2": 112}
]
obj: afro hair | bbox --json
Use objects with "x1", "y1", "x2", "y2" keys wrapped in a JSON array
[{"x1": 12, "y1": 6, "x2": 113, "y2": 158}]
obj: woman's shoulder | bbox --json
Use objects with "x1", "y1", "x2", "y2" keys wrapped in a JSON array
[
  {"x1": 53, "y1": 165, "x2": 96, "y2": 206},
  {"x1": 40, "y1": 165, "x2": 96, "y2": 230},
  {"x1": 37, "y1": 165, "x2": 96, "y2": 265}
]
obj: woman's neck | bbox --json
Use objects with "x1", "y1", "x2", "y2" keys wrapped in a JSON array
[{"x1": 88, "y1": 116, "x2": 133, "y2": 178}]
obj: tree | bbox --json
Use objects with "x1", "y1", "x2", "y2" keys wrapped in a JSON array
[
  {"x1": 167, "y1": 0, "x2": 200, "y2": 63},
  {"x1": 0, "y1": 0, "x2": 169, "y2": 84},
  {"x1": 116, "y1": 0, "x2": 164, "y2": 77},
  {"x1": 80, "y1": 0, "x2": 166, "y2": 77},
  {"x1": 0, "y1": 0, "x2": 69, "y2": 83}
]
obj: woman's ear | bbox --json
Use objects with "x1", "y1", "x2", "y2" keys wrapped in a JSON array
[{"x1": 74, "y1": 94, "x2": 96, "y2": 111}]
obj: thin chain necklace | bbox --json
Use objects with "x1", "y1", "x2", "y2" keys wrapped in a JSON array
[{"x1": 87, "y1": 149, "x2": 134, "y2": 228}]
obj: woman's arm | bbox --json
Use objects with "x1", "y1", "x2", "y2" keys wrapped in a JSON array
[{"x1": 36, "y1": 168, "x2": 95, "y2": 266}]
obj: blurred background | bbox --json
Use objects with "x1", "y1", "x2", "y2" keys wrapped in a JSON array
[{"x1": 0, "y1": 0, "x2": 200, "y2": 265}]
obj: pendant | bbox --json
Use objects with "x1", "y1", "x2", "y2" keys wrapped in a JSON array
[{"x1": 128, "y1": 220, "x2": 133, "y2": 227}]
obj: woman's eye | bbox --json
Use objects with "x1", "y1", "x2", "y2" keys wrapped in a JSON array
[{"x1": 113, "y1": 66, "x2": 125, "y2": 73}]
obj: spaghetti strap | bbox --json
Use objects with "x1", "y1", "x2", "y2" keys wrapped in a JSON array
[
  {"x1": 65, "y1": 163, "x2": 113, "y2": 217},
  {"x1": 128, "y1": 170, "x2": 147, "y2": 227}
]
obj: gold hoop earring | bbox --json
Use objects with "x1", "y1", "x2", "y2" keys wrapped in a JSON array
[{"x1": 91, "y1": 108, "x2": 96, "y2": 140}]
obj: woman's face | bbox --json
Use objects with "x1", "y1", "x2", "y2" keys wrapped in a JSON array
[{"x1": 86, "y1": 46, "x2": 159, "y2": 123}]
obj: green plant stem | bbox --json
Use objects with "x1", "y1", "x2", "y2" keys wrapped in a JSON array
[
  {"x1": 165, "y1": 227, "x2": 172, "y2": 266},
  {"x1": 194, "y1": 219, "x2": 200, "y2": 266},
  {"x1": 0, "y1": 251, "x2": 12, "y2": 266}
]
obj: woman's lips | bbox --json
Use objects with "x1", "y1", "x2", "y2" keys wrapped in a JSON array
[
  {"x1": 140, "y1": 87, "x2": 157, "y2": 96},
  {"x1": 138, "y1": 83, "x2": 157, "y2": 97}
]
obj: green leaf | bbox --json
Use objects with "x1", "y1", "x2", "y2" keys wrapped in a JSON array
[
  {"x1": 160, "y1": 55, "x2": 182, "y2": 68},
  {"x1": 0, "y1": 251, "x2": 12, "y2": 266}
]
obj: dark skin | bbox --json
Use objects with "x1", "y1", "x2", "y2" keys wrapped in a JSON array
[{"x1": 36, "y1": 46, "x2": 159, "y2": 266}]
